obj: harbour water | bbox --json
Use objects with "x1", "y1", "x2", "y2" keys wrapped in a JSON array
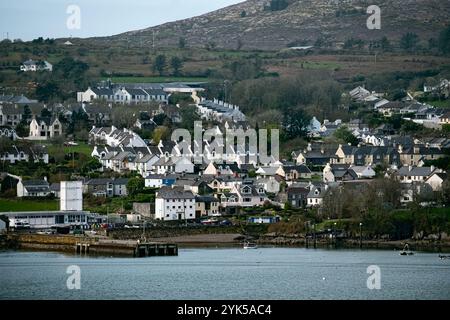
[{"x1": 0, "y1": 248, "x2": 449, "y2": 300}]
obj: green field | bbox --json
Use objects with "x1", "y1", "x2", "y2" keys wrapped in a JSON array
[
  {"x1": 104, "y1": 76, "x2": 209, "y2": 83},
  {"x1": 427, "y1": 99, "x2": 450, "y2": 109},
  {"x1": 46, "y1": 142, "x2": 92, "y2": 157},
  {"x1": 0, "y1": 199, "x2": 59, "y2": 212}
]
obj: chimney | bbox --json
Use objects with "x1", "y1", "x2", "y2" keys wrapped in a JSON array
[
  {"x1": 307, "y1": 143, "x2": 312, "y2": 152},
  {"x1": 430, "y1": 165, "x2": 435, "y2": 172},
  {"x1": 408, "y1": 165, "x2": 413, "y2": 172}
]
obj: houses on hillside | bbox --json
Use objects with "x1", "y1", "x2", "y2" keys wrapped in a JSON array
[{"x1": 0, "y1": 144, "x2": 49, "y2": 164}]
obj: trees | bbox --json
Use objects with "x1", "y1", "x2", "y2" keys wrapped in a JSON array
[
  {"x1": 281, "y1": 107, "x2": 311, "y2": 140},
  {"x1": 170, "y1": 56, "x2": 183, "y2": 76},
  {"x1": 178, "y1": 37, "x2": 186, "y2": 49},
  {"x1": 35, "y1": 81, "x2": 60, "y2": 103},
  {"x1": 438, "y1": 25, "x2": 450, "y2": 55},
  {"x1": 127, "y1": 177, "x2": 145, "y2": 196},
  {"x1": 400, "y1": 32, "x2": 419, "y2": 52},
  {"x1": 153, "y1": 54, "x2": 167, "y2": 76},
  {"x1": 334, "y1": 126, "x2": 359, "y2": 146},
  {"x1": 152, "y1": 126, "x2": 171, "y2": 144},
  {"x1": 380, "y1": 36, "x2": 391, "y2": 51}
]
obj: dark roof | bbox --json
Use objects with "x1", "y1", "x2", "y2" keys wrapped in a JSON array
[
  {"x1": 157, "y1": 186, "x2": 195, "y2": 199},
  {"x1": 22, "y1": 179, "x2": 49, "y2": 186},
  {"x1": 195, "y1": 195, "x2": 219, "y2": 203}
]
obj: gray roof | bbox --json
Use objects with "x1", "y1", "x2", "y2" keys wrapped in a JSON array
[
  {"x1": 157, "y1": 186, "x2": 195, "y2": 199},
  {"x1": 22, "y1": 179, "x2": 49, "y2": 187},
  {"x1": 397, "y1": 166, "x2": 437, "y2": 177}
]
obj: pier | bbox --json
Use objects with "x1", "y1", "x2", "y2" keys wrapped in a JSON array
[
  {"x1": 135, "y1": 243, "x2": 178, "y2": 257},
  {"x1": 7, "y1": 234, "x2": 178, "y2": 257}
]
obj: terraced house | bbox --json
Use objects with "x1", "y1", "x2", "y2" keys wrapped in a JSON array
[{"x1": 333, "y1": 145, "x2": 400, "y2": 166}]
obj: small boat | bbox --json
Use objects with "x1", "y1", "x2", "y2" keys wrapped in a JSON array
[
  {"x1": 243, "y1": 242, "x2": 258, "y2": 249},
  {"x1": 399, "y1": 244, "x2": 414, "y2": 256},
  {"x1": 438, "y1": 255, "x2": 450, "y2": 260}
]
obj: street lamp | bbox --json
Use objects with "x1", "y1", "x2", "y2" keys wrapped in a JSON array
[{"x1": 359, "y1": 222, "x2": 363, "y2": 249}]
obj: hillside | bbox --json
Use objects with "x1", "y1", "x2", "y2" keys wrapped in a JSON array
[{"x1": 89, "y1": 0, "x2": 450, "y2": 50}]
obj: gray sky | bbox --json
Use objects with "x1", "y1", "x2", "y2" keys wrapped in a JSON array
[{"x1": 0, "y1": 0, "x2": 245, "y2": 41}]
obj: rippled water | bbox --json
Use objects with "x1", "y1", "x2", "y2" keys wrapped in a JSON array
[{"x1": 0, "y1": 248, "x2": 449, "y2": 300}]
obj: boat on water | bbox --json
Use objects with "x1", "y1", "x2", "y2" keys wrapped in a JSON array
[
  {"x1": 399, "y1": 244, "x2": 414, "y2": 256},
  {"x1": 438, "y1": 255, "x2": 450, "y2": 260},
  {"x1": 243, "y1": 242, "x2": 258, "y2": 249}
]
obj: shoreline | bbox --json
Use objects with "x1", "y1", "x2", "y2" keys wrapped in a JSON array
[{"x1": 3, "y1": 233, "x2": 450, "y2": 254}]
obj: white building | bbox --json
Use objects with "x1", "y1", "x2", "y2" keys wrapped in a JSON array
[
  {"x1": 155, "y1": 186, "x2": 196, "y2": 221},
  {"x1": 60, "y1": 181, "x2": 83, "y2": 211},
  {"x1": 29, "y1": 116, "x2": 63, "y2": 140},
  {"x1": 17, "y1": 179, "x2": 50, "y2": 198},
  {"x1": 20, "y1": 59, "x2": 53, "y2": 72}
]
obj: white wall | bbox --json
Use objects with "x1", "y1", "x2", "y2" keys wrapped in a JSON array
[{"x1": 60, "y1": 181, "x2": 83, "y2": 211}]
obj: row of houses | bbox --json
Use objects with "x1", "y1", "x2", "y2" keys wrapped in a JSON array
[
  {"x1": 1, "y1": 144, "x2": 49, "y2": 164},
  {"x1": 16, "y1": 177, "x2": 129, "y2": 198},
  {"x1": 77, "y1": 82, "x2": 205, "y2": 105},
  {"x1": 78, "y1": 87, "x2": 169, "y2": 104},
  {"x1": 293, "y1": 142, "x2": 447, "y2": 167},
  {"x1": 197, "y1": 98, "x2": 247, "y2": 123}
]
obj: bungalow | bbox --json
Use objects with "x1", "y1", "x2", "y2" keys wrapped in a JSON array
[
  {"x1": 17, "y1": 179, "x2": 50, "y2": 197},
  {"x1": 20, "y1": 59, "x2": 52, "y2": 72},
  {"x1": 155, "y1": 186, "x2": 196, "y2": 221}
]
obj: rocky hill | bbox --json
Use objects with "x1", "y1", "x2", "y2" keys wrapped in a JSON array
[{"x1": 91, "y1": 0, "x2": 449, "y2": 50}]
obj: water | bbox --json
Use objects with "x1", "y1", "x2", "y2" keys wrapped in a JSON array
[{"x1": 0, "y1": 248, "x2": 449, "y2": 300}]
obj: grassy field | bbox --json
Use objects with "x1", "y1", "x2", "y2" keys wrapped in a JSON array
[
  {"x1": 46, "y1": 142, "x2": 92, "y2": 157},
  {"x1": 0, "y1": 199, "x2": 59, "y2": 212},
  {"x1": 104, "y1": 76, "x2": 209, "y2": 83},
  {"x1": 426, "y1": 99, "x2": 450, "y2": 109}
]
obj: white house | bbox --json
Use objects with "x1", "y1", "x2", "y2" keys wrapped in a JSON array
[
  {"x1": 20, "y1": 59, "x2": 52, "y2": 72},
  {"x1": 29, "y1": 116, "x2": 62, "y2": 140},
  {"x1": 77, "y1": 87, "x2": 114, "y2": 103},
  {"x1": 155, "y1": 186, "x2": 196, "y2": 221},
  {"x1": 17, "y1": 179, "x2": 50, "y2": 198}
]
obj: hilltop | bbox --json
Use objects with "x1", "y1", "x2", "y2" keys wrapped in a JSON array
[{"x1": 89, "y1": 0, "x2": 450, "y2": 50}]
